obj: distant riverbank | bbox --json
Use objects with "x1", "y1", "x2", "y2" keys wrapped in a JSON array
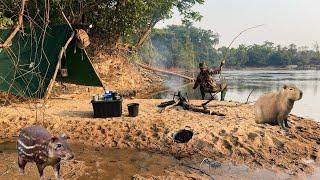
[{"x1": 224, "y1": 65, "x2": 320, "y2": 71}]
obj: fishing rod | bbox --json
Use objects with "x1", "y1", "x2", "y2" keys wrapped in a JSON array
[{"x1": 219, "y1": 24, "x2": 265, "y2": 77}]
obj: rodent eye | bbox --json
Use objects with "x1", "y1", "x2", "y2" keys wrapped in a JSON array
[
  {"x1": 289, "y1": 88, "x2": 293, "y2": 90},
  {"x1": 57, "y1": 144, "x2": 62, "y2": 148}
]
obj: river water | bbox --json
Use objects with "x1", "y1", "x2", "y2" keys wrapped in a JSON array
[{"x1": 151, "y1": 70, "x2": 320, "y2": 121}]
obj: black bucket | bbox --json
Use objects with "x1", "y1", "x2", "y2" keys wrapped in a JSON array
[{"x1": 128, "y1": 103, "x2": 139, "y2": 117}]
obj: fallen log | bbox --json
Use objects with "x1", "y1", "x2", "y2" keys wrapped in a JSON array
[{"x1": 135, "y1": 62, "x2": 195, "y2": 81}]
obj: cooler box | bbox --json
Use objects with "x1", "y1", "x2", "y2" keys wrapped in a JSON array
[{"x1": 91, "y1": 99, "x2": 122, "y2": 118}]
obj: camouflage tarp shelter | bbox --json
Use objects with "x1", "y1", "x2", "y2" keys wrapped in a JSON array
[{"x1": 0, "y1": 24, "x2": 103, "y2": 99}]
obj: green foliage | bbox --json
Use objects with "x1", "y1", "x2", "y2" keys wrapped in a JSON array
[
  {"x1": 1, "y1": 0, "x2": 204, "y2": 47},
  {"x1": 0, "y1": 12, "x2": 14, "y2": 28},
  {"x1": 140, "y1": 26, "x2": 320, "y2": 69},
  {"x1": 140, "y1": 25, "x2": 220, "y2": 69}
]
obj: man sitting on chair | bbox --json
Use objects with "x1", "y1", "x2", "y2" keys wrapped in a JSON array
[{"x1": 193, "y1": 61, "x2": 227, "y2": 108}]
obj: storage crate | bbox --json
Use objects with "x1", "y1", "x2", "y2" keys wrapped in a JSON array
[{"x1": 91, "y1": 100, "x2": 122, "y2": 118}]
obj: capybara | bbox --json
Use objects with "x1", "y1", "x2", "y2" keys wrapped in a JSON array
[{"x1": 254, "y1": 84, "x2": 303, "y2": 130}]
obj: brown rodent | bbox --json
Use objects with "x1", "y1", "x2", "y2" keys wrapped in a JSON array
[
  {"x1": 17, "y1": 125, "x2": 74, "y2": 180},
  {"x1": 254, "y1": 84, "x2": 303, "y2": 130}
]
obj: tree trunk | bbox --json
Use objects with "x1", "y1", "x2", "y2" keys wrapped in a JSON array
[
  {"x1": 135, "y1": 26, "x2": 153, "y2": 50},
  {"x1": 0, "y1": 0, "x2": 27, "y2": 48},
  {"x1": 135, "y1": 18, "x2": 160, "y2": 50}
]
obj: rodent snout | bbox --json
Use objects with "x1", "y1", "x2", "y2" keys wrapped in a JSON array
[
  {"x1": 65, "y1": 154, "x2": 74, "y2": 160},
  {"x1": 68, "y1": 154, "x2": 74, "y2": 160}
]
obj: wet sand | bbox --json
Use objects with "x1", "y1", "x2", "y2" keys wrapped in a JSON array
[{"x1": 1, "y1": 96, "x2": 320, "y2": 179}]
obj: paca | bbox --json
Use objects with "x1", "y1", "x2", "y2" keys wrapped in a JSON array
[{"x1": 17, "y1": 125, "x2": 74, "y2": 180}]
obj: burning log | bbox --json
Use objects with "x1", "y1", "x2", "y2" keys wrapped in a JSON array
[{"x1": 158, "y1": 91, "x2": 225, "y2": 116}]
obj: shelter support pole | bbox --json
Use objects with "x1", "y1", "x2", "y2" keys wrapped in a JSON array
[
  {"x1": 44, "y1": 59, "x2": 60, "y2": 102},
  {"x1": 44, "y1": 32, "x2": 75, "y2": 101}
]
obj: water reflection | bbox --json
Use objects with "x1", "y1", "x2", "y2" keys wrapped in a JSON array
[{"x1": 151, "y1": 70, "x2": 320, "y2": 121}]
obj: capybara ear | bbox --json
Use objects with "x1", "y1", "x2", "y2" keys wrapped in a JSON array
[{"x1": 283, "y1": 85, "x2": 287, "y2": 89}]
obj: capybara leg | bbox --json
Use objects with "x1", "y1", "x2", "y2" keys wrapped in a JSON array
[
  {"x1": 18, "y1": 156, "x2": 27, "y2": 175},
  {"x1": 54, "y1": 163, "x2": 63, "y2": 180},
  {"x1": 36, "y1": 163, "x2": 45, "y2": 180},
  {"x1": 284, "y1": 119, "x2": 291, "y2": 128},
  {"x1": 254, "y1": 108, "x2": 262, "y2": 124},
  {"x1": 277, "y1": 117, "x2": 287, "y2": 130}
]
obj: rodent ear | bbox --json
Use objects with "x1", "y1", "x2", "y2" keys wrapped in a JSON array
[
  {"x1": 60, "y1": 133, "x2": 69, "y2": 140},
  {"x1": 51, "y1": 136, "x2": 58, "y2": 142},
  {"x1": 283, "y1": 85, "x2": 287, "y2": 89}
]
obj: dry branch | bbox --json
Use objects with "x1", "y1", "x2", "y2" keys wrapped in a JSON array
[
  {"x1": 157, "y1": 91, "x2": 226, "y2": 116},
  {"x1": 0, "y1": 0, "x2": 28, "y2": 48},
  {"x1": 136, "y1": 62, "x2": 195, "y2": 81},
  {"x1": 246, "y1": 88, "x2": 255, "y2": 104},
  {"x1": 159, "y1": 101, "x2": 179, "y2": 113}
]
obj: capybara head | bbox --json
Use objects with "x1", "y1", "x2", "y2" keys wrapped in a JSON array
[
  {"x1": 282, "y1": 84, "x2": 303, "y2": 101},
  {"x1": 48, "y1": 134, "x2": 74, "y2": 160}
]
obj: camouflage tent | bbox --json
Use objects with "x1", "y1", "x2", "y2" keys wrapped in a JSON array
[{"x1": 0, "y1": 24, "x2": 103, "y2": 99}]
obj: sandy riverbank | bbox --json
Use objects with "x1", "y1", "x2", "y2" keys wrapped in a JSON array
[{"x1": 1, "y1": 96, "x2": 320, "y2": 179}]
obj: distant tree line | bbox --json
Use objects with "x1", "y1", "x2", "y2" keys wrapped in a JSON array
[{"x1": 140, "y1": 25, "x2": 320, "y2": 69}]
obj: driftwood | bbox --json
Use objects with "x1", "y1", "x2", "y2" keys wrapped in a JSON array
[
  {"x1": 0, "y1": 0, "x2": 27, "y2": 48},
  {"x1": 136, "y1": 62, "x2": 195, "y2": 81},
  {"x1": 158, "y1": 91, "x2": 225, "y2": 116}
]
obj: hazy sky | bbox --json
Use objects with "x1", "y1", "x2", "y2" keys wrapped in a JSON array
[{"x1": 156, "y1": 0, "x2": 320, "y2": 48}]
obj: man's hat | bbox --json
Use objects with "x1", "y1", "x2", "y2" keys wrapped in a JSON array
[{"x1": 199, "y1": 62, "x2": 207, "y2": 69}]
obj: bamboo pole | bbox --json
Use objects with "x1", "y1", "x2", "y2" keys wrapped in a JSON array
[
  {"x1": 44, "y1": 32, "x2": 75, "y2": 101},
  {"x1": 135, "y1": 62, "x2": 195, "y2": 81}
]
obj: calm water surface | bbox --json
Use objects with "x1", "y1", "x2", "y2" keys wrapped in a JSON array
[{"x1": 152, "y1": 70, "x2": 320, "y2": 121}]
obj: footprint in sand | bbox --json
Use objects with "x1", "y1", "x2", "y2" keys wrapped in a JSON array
[
  {"x1": 231, "y1": 127, "x2": 239, "y2": 133},
  {"x1": 219, "y1": 129, "x2": 227, "y2": 136},
  {"x1": 222, "y1": 140, "x2": 233, "y2": 155},
  {"x1": 247, "y1": 132, "x2": 258, "y2": 141},
  {"x1": 230, "y1": 136, "x2": 239, "y2": 146},
  {"x1": 256, "y1": 130, "x2": 265, "y2": 137},
  {"x1": 211, "y1": 135, "x2": 220, "y2": 144},
  {"x1": 271, "y1": 137, "x2": 284, "y2": 149}
]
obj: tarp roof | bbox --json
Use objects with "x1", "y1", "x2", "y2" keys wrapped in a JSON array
[{"x1": 0, "y1": 24, "x2": 103, "y2": 99}]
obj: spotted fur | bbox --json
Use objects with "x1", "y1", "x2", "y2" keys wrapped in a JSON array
[{"x1": 17, "y1": 125, "x2": 74, "y2": 180}]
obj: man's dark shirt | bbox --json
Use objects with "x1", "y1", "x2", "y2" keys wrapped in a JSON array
[{"x1": 193, "y1": 67, "x2": 221, "y2": 92}]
